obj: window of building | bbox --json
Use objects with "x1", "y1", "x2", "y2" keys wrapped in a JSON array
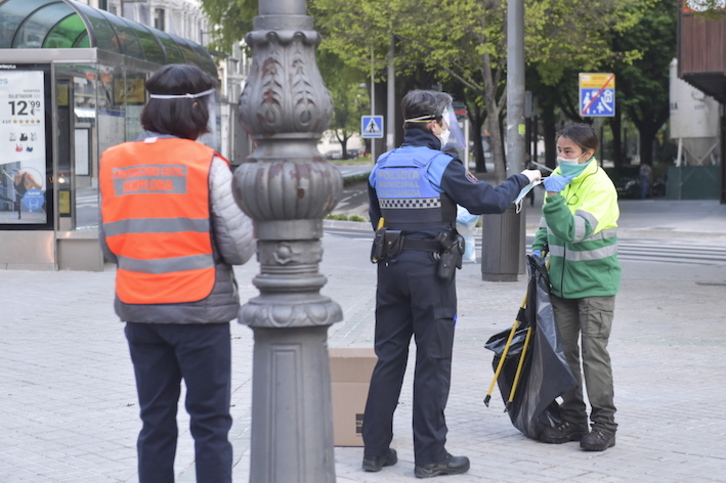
[{"x1": 153, "y1": 8, "x2": 165, "y2": 31}]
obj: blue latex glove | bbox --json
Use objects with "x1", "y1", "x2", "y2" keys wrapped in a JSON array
[
  {"x1": 532, "y1": 250, "x2": 544, "y2": 265},
  {"x1": 543, "y1": 174, "x2": 575, "y2": 193}
]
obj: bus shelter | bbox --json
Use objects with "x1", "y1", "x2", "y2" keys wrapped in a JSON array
[{"x1": 0, "y1": 0, "x2": 219, "y2": 270}]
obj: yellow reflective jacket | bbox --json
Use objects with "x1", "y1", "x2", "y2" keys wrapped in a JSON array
[{"x1": 532, "y1": 159, "x2": 621, "y2": 298}]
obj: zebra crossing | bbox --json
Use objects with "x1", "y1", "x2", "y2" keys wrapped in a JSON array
[
  {"x1": 471, "y1": 238, "x2": 726, "y2": 266},
  {"x1": 323, "y1": 224, "x2": 726, "y2": 266}
]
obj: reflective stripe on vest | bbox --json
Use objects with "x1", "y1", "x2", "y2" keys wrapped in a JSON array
[
  {"x1": 103, "y1": 217, "x2": 210, "y2": 237},
  {"x1": 100, "y1": 138, "x2": 224, "y2": 304},
  {"x1": 548, "y1": 227, "x2": 619, "y2": 261}
]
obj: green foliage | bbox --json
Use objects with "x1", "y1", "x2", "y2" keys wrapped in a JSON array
[
  {"x1": 317, "y1": 51, "x2": 369, "y2": 147},
  {"x1": 199, "y1": 0, "x2": 255, "y2": 53},
  {"x1": 324, "y1": 213, "x2": 367, "y2": 222}
]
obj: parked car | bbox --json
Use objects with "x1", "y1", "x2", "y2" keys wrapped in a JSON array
[{"x1": 325, "y1": 150, "x2": 342, "y2": 160}]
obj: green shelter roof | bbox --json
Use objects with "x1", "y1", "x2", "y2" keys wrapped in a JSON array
[{"x1": 0, "y1": 0, "x2": 217, "y2": 75}]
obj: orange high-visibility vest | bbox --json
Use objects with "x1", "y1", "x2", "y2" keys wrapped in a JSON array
[{"x1": 100, "y1": 137, "x2": 227, "y2": 304}]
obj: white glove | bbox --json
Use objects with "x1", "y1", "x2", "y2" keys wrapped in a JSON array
[{"x1": 521, "y1": 169, "x2": 542, "y2": 184}]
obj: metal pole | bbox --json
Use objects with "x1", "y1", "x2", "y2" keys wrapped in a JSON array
[
  {"x1": 482, "y1": 0, "x2": 525, "y2": 281},
  {"x1": 508, "y1": 0, "x2": 526, "y2": 276},
  {"x1": 234, "y1": 0, "x2": 343, "y2": 481},
  {"x1": 506, "y1": 0, "x2": 525, "y2": 179},
  {"x1": 370, "y1": 47, "x2": 376, "y2": 163},
  {"x1": 386, "y1": 34, "x2": 395, "y2": 152}
]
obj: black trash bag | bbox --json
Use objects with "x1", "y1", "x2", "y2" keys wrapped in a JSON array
[{"x1": 484, "y1": 255, "x2": 577, "y2": 440}]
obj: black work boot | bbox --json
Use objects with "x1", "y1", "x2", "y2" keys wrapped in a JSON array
[
  {"x1": 539, "y1": 420, "x2": 589, "y2": 444},
  {"x1": 580, "y1": 428, "x2": 616, "y2": 451},
  {"x1": 362, "y1": 448, "x2": 397, "y2": 472},
  {"x1": 414, "y1": 452, "x2": 470, "y2": 479}
]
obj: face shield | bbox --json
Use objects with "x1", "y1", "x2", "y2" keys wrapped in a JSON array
[
  {"x1": 440, "y1": 104, "x2": 466, "y2": 158},
  {"x1": 148, "y1": 88, "x2": 219, "y2": 150}
]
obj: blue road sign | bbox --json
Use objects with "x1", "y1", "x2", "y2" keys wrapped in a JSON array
[
  {"x1": 579, "y1": 73, "x2": 616, "y2": 117},
  {"x1": 361, "y1": 115, "x2": 384, "y2": 138}
]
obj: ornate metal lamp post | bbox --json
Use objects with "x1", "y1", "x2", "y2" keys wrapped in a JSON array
[{"x1": 232, "y1": 0, "x2": 343, "y2": 481}]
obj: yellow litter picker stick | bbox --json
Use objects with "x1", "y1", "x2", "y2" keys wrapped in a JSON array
[
  {"x1": 505, "y1": 325, "x2": 533, "y2": 413},
  {"x1": 483, "y1": 293, "x2": 527, "y2": 407}
]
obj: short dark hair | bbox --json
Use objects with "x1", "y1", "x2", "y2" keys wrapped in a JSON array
[
  {"x1": 558, "y1": 124, "x2": 599, "y2": 155},
  {"x1": 401, "y1": 90, "x2": 452, "y2": 130},
  {"x1": 140, "y1": 64, "x2": 217, "y2": 140}
]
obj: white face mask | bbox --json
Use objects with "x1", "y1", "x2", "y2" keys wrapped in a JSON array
[
  {"x1": 439, "y1": 129, "x2": 451, "y2": 147},
  {"x1": 557, "y1": 152, "x2": 586, "y2": 165}
]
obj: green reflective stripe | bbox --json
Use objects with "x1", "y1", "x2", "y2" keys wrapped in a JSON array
[
  {"x1": 117, "y1": 254, "x2": 214, "y2": 274},
  {"x1": 103, "y1": 218, "x2": 209, "y2": 237},
  {"x1": 549, "y1": 244, "x2": 618, "y2": 261}
]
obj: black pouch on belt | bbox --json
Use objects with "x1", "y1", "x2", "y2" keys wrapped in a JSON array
[
  {"x1": 371, "y1": 228, "x2": 404, "y2": 263},
  {"x1": 371, "y1": 227, "x2": 387, "y2": 263},
  {"x1": 383, "y1": 229, "x2": 404, "y2": 259}
]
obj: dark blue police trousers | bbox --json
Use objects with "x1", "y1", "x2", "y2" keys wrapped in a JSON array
[
  {"x1": 362, "y1": 250, "x2": 458, "y2": 466},
  {"x1": 125, "y1": 321, "x2": 233, "y2": 483}
]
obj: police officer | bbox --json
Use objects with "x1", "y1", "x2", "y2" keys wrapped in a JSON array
[
  {"x1": 362, "y1": 90, "x2": 541, "y2": 478},
  {"x1": 99, "y1": 64, "x2": 255, "y2": 483}
]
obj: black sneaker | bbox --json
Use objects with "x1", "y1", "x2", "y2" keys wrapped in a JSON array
[
  {"x1": 362, "y1": 448, "x2": 397, "y2": 472},
  {"x1": 580, "y1": 429, "x2": 616, "y2": 451},
  {"x1": 414, "y1": 452, "x2": 470, "y2": 479},
  {"x1": 540, "y1": 420, "x2": 589, "y2": 444}
]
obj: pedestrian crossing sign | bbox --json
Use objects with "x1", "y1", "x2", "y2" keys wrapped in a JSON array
[
  {"x1": 361, "y1": 115, "x2": 384, "y2": 138},
  {"x1": 579, "y1": 73, "x2": 615, "y2": 117}
]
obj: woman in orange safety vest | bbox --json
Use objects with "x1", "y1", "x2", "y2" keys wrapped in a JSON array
[{"x1": 99, "y1": 64, "x2": 255, "y2": 483}]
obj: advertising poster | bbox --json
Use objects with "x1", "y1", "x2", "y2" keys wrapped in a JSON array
[{"x1": 0, "y1": 70, "x2": 47, "y2": 224}]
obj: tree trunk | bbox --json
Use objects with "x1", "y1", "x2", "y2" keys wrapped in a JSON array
[
  {"x1": 539, "y1": 95, "x2": 557, "y2": 170},
  {"x1": 638, "y1": 123, "x2": 657, "y2": 166},
  {"x1": 470, "y1": 110, "x2": 487, "y2": 173},
  {"x1": 609, "y1": 110, "x2": 623, "y2": 168},
  {"x1": 482, "y1": 53, "x2": 505, "y2": 183}
]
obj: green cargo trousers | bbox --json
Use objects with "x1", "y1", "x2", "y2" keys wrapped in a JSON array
[{"x1": 551, "y1": 294, "x2": 618, "y2": 434}]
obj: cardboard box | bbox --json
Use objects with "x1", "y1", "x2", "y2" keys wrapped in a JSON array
[{"x1": 329, "y1": 348, "x2": 378, "y2": 447}]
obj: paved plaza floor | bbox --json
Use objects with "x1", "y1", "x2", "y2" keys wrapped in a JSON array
[{"x1": 1, "y1": 199, "x2": 726, "y2": 482}]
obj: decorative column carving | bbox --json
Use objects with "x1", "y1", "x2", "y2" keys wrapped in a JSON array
[{"x1": 232, "y1": 2, "x2": 343, "y2": 482}]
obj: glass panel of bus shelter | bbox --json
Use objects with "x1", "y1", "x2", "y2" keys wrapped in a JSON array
[
  {"x1": 73, "y1": 31, "x2": 90, "y2": 48},
  {"x1": 168, "y1": 32, "x2": 201, "y2": 67},
  {"x1": 70, "y1": 2, "x2": 121, "y2": 54},
  {"x1": 51, "y1": 63, "x2": 121, "y2": 230},
  {"x1": 14, "y1": 2, "x2": 76, "y2": 48},
  {"x1": 96, "y1": 9, "x2": 144, "y2": 60},
  {"x1": 189, "y1": 42, "x2": 218, "y2": 76},
  {"x1": 45, "y1": 13, "x2": 87, "y2": 49},
  {"x1": 116, "y1": 17, "x2": 166, "y2": 65},
  {"x1": 155, "y1": 30, "x2": 185, "y2": 64},
  {"x1": 0, "y1": 0, "x2": 56, "y2": 49}
]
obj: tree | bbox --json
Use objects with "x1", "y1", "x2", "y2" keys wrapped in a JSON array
[
  {"x1": 199, "y1": 0, "x2": 255, "y2": 54},
  {"x1": 318, "y1": 52, "x2": 369, "y2": 159},
  {"x1": 611, "y1": 0, "x2": 678, "y2": 167},
  {"x1": 202, "y1": 0, "x2": 654, "y2": 180}
]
